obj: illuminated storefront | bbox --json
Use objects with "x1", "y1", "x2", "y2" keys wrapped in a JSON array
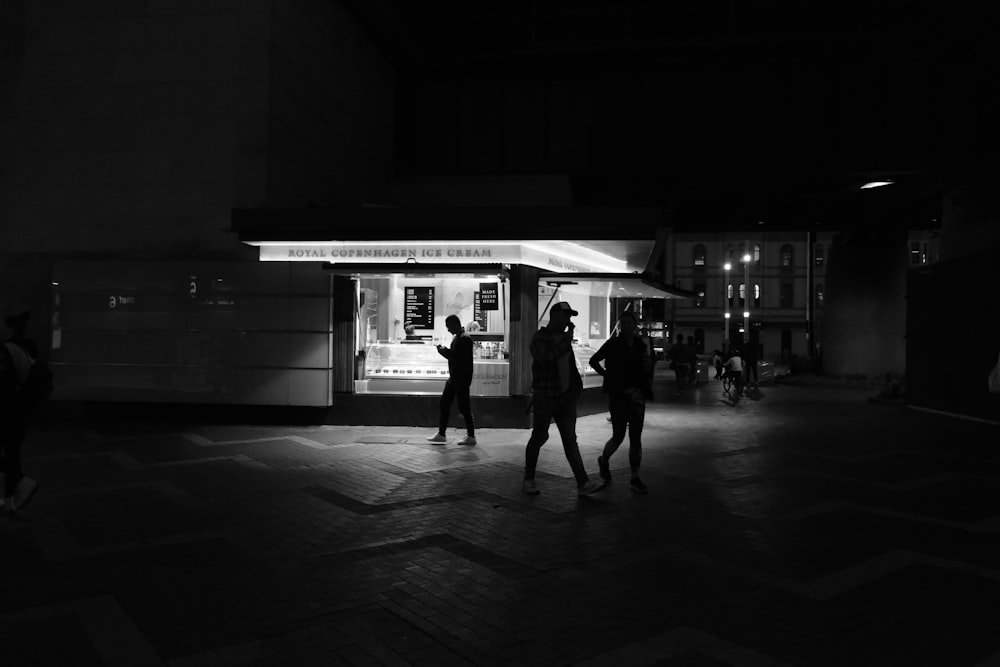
[{"x1": 232, "y1": 207, "x2": 694, "y2": 425}]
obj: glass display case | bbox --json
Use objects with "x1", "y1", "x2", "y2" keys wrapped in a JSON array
[
  {"x1": 573, "y1": 342, "x2": 604, "y2": 389},
  {"x1": 356, "y1": 341, "x2": 509, "y2": 396}
]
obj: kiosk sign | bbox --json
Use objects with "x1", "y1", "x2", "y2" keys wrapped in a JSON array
[
  {"x1": 478, "y1": 283, "x2": 499, "y2": 310},
  {"x1": 405, "y1": 287, "x2": 434, "y2": 329}
]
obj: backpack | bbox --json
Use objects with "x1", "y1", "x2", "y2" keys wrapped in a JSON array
[{"x1": 4, "y1": 342, "x2": 53, "y2": 404}]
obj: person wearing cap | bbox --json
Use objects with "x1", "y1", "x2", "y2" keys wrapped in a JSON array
[
  {"x1": 521, "y1": 302, "x2": 605, "y2": 497},
  {"x1": 0, "y1": 311, "x2": 41, "y2": 515}
]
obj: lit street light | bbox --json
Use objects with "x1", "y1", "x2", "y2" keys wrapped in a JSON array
[{"x1": 723, "y1": 262, "x2": 731, "y2": 350}]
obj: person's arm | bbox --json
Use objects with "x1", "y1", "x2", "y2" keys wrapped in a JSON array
[
  {"x1": 436, "y1": 343, "x2": 451, "y2": 359},
  {"x1": 530, "y1": 329, "x2": 573, "y2": 364},
  {"x1": 588, "y1": 340, "x2": 610, "y2": 376}
]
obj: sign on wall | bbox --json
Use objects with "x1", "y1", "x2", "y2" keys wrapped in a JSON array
[
  {"x1": 479, "y1": 282, "x2": 499, "y2": 310},
  {"x1": 404, "y1": 287, "x2": 434, "y2": 329}
]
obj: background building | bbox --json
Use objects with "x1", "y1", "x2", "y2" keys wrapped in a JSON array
[{"x1": 1, "y1": 1, "x2": 997, "y2": 421}]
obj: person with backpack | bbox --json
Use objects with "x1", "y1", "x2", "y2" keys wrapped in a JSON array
[{"x1": 1, "y1": 310, "x2": 45, "y2": 515}]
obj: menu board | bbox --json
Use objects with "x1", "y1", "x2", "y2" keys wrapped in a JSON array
[
  {"x1": 473, "y1": 292, "x2": 488, "y2": 331},
  {"x1": 405, "y1": 287, "x2": 434, "y2": 329}
]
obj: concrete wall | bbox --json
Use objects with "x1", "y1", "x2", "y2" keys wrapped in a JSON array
[
  {"x1": 822, "y1": 231, "x2": 909, "y2": 377},
  {"x1": 0, "y1": 0, "x2": 272, "y2": 256}
]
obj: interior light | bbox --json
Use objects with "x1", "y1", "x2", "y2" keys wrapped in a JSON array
[
  {"x1": 724, "y1": 313, "x2": 731, "y2": 319},
  {"x1": 742, "y1": 254, "x2": 751, "y2": 262},
  {"x1": 723, "y1": 263, "x2": 732, "y2": 270},
  {"x1": 51, "y1": 282, "x2": 59, "y2": 286},
  {"x1": 743, "y1": 311, "x2": 750, "y2": 318},
  {"x1": 860, "y1": 181, "x2": 894, "y2": 189}
]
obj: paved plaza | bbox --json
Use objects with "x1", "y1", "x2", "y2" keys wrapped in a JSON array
[{"x1": 2, "y1": 379, "x2": 999, "y2": 666}]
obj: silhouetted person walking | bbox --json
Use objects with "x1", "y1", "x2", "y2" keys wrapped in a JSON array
[
  {"x1": 522, "y1": 302, "x2": 605, "y2": 497},
  {"x1": 1, "y1": 311, "x2": 42, "y2": 515},
  {"x1": 427, "y1": 315, "x2": 476, "y2": 445},
  {"x1": 589, "y1": 311, "x2": 653, "y2": 494}
]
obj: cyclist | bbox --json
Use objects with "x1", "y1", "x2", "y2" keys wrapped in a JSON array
[{"x1": 722, "y1": 348, "x2": 745, "y2": 401}]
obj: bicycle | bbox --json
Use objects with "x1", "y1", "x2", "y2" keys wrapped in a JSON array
[{"x1": 722, "y1": 369, "x2": 742, "y2": 402}]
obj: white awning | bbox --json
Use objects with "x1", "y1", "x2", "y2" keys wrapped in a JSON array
[{"x1": 540, "y1": 273, "x2": 695, "y2": 300}]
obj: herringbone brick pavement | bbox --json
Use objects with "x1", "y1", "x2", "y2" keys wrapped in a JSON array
[{"x1": 2, "y1": 382, "x2": 998, "y2": 666}]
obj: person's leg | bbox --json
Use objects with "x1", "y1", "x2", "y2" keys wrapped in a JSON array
[
  {"x1": 626, "y1": 399, "x2": 646, "y2": 474},
  {"x1": 524, "y1": 394, "x2": 552, "y2": 480},
  {"x1": 552, "y1": 393, "x2": 588, "y2": 486},
  {"x1": 0, "y1": 421, "x2": 26, "y2": 503},
  {"x1": 601, "y1": 394, "x2": 628, "y2": 461},
  {"x1": 437, "y1": 380, "x2": 456, "y2": 435},
  {"x1": 456, "y1": 383, "x2": 474, "y2": 437}
]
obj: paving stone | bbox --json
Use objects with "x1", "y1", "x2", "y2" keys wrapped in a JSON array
[{"x1": 4, "y1": 385, "x2": 1000, "y2": 665}]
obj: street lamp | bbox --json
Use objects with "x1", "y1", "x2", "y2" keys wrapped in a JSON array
[
  {"x1": 723, "y1": 262, "x2": 732, "y2": 350},
  {"x1": 742, "y1": 244, "x2": 751, "y2": 350}
]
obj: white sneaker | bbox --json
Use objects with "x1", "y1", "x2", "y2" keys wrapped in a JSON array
[
  {"x1": 426, "y1": 433, "x2": 447, "y2": 444},
  {"x1": 521, "y1": 479, "x2": 539, "y2": 495},
  {"x1": 13, "y1": 477, "x2": 38, "y2": 511},
  {"x1": 457, "y1": 436, "x2": 477, "y2": 446},
  {"x1": 577, "y1": 479, "x2": 606, "y2": 496}
]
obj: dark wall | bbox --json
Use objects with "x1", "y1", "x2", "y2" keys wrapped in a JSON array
[
  {"x1": 267, "y1": 0, "x2": 394, "y2": 207},
  {"x1": 906, "y1": 253, "x2": 1000, "y2": 421},
  {"x1": 394, "y1": 55, "x2": 951, "y2": 192},
  {"x1": 822, "y1": 231, "x2": 909, "y2": 377}
]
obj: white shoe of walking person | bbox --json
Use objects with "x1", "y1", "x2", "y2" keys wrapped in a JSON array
[{"x1": 577, "y1": 479, "x2": 606, "y2": 497}]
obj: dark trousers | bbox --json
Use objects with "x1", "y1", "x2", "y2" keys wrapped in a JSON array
[
  {"x1": 524, "y1": 391, "x2": 588, "y2": 486},
  {"x1": 602, "y1": 392, "x2": 645, "y2": 473},
  {"x1": 438, "y1": 379, "x2": 474, "y2": 437},
  {"x1": 0, "y1": 415, "x2": 27, "y2": 497}
]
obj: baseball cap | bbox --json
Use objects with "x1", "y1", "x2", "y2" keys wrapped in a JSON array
[{"x1": 550, "y1": 302, "x2": 578, "y2": 316}]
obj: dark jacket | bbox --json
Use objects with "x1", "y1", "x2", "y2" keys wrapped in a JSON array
[
  {"x1": 437, "y1": 331, "x2": 474, "y2": 385},
  {"x1": 589, "y1": 335, "x2": 651, "y2": 395}
]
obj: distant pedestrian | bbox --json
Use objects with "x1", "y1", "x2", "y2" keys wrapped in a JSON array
[
  {"x1": 589, "y1": 311, "x2": 653, "y2": 494},
  {"x1": 426, "y1": 315, "x2": 476, "y2": 446},
  {"x1": 666, "y1": 334, "x2": 696, "y2": 396},
  {"x1": 1, "y1": 311, "x2": 42, "y2": 515},
  {"x1": 744, "y1": 342, "x2": 759, "y2": 388},
  {"x1": 522, "y1": 302, "x2": 605, "y2": 497},
  {"x1": 712, "y1": 349, "x2": 724, "y2": 380}
]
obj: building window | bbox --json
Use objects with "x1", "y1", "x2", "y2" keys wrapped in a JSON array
[
  {"x1": 727, "y1": 283, "x2": 734, "y2": 307},
  {"x1": 753, "y1": 243, "x2": 761, "y2": 265},
  {"x1": 694, "y1": 283, "x2": 706, "y2": 307},
  {"x1": 754, "y1": 283, "x2": 761, "y2": 307},
  {"x1": 779, "y1": 282, "x2": 793, "y2": 308},
  {"x1": 780, "y1": 244, "x2": 794, "y2": 269},
  {"x1": 815, "y1": 244, "x2": 824, "y2": 266},
  {"x1": 815, "y1": 283, "x2": 824, "y2": 307},
  {"x1": 693, "y1": 244, "x2": 706, "y2": 267},
  {"x1": 739, "y1": 283, "x2": 746, "y2": 307}
]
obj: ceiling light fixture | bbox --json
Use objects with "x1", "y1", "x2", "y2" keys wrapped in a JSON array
[{"x1": 860, "y1": 180, "x2": 894, "y2": 189}]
